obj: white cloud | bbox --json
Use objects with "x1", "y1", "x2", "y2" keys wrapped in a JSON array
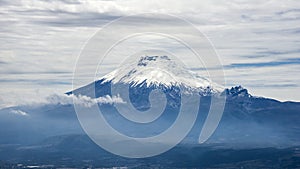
[
  {"x1": 0, "y1": 89, "x2": 125, "y2": 109},
  {"x1": 45, "y1": 93, "x2": 126, "y2": 107},
  {"x1": 0, "y1": 0, "x2": 299, "y2": 103},
  {"x1": 10, "y1": 110, "x2": 29, "y2": 116}
]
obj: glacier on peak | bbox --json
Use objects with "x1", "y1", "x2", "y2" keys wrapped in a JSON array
[{"x1": 100, "y1": 55, "x2": 223, "y2": 94}]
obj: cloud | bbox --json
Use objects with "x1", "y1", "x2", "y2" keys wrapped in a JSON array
[
  {"x1": 0, "y1": 0, "x2": 299, "y2": 103},
  {"x1": 10, "y1": 110, "x2": 29, "y2": 116},
  {"x1": 0, "y1": 90, "x2": 125, "y2": 109},
  {"x1": 226, "y1": 58, "x2": 300, "y2": 68},
  {"x1": 45, "y1": 94, "x2": 126, "y2": 107}
]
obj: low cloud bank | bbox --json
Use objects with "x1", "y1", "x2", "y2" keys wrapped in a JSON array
[
  {"x1": 46, "y1": 94, "x2": 126, "y2": 107},
  {"x1": 0, "y1": 92, "x2": 125, "y2": 109}
]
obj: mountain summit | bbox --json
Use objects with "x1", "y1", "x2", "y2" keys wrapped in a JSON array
[
  {"x1": 100, "y1": 55, "x2": 223, "y2": 95},
  {"x1": 69, "y1": 55, "x2": 227, "y2": 109}
]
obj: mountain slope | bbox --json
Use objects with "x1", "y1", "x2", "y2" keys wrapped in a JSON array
[
  {"x1": 66, "y1": 55, "x2": 300, "y2": 146},
  {"x1": 0, "y1": 55, "x2": 299, "y2": 148},
  {"x1": 70, "y1": 55, "x2": 223, "y2": 98},
  {"x1": 102, "y1": 55, "x2": 222, "y2": 91}
]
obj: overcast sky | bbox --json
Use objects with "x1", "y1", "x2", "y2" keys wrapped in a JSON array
[{"x1": 0, "y1": 0, "x2": 300, "y2": 108}]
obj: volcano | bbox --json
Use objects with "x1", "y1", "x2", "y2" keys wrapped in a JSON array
[
  {"x1": 66, "y1": 55, "x2": 300, "y2": 146},
  {"x1": 68, "y1": 55, "x2": 224, "y2": 110},
  {"x1": 0, "y1": 55, "x2": 299, "y2": 167}
]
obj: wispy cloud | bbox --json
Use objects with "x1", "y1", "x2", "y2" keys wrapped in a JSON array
[
  {"x1": 46, "y1": 94, "x2": 126, "y2": 107},
  {"x1": 227, "y1": 58, "x2": 300, "y2": 68},
  {"x1": 0, "y1": 0, "x2": 299, "y2": 104},
  {"x1": 10, "y1": 110, "x2": 29, "y2": 116},
  {"x1": 0, "y1": 91, "x2": 125, "y2": 109}
]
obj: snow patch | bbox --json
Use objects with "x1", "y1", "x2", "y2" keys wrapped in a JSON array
[{"x1": 101, "y1": 55, "x2": 223, "y2": 93}]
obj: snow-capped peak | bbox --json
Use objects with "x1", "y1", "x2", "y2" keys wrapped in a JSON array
[{"x1": 101, "y1": 55, "x2": 223, "y2": 94}]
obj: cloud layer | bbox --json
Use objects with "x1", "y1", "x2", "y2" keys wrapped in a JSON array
[
  {"x1": 46, "y1": 94, "x2": 125, "y2": 107},
  {"x1": 0, "y1": 0, "x2": 299, "y2": 108}
]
